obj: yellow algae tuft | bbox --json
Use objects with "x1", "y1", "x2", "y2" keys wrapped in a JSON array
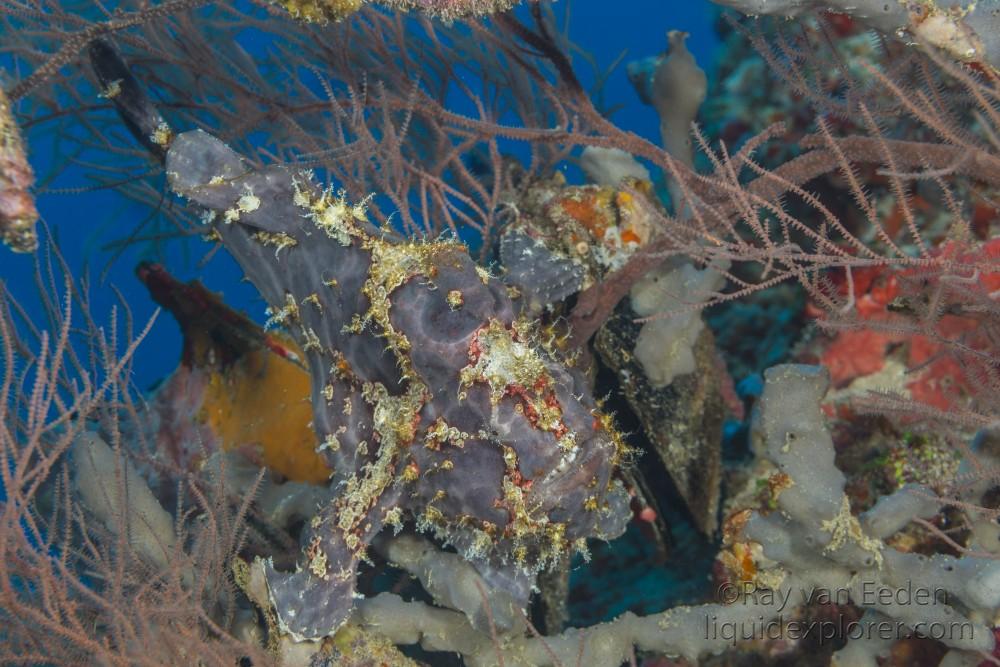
[{"x1": 270, "y1": 0, "x2": 363, "y2": 23}]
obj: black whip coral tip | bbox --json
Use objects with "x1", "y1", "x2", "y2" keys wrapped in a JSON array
[{"x1": 89, "y1": 38, "x2": 174, "y2": 163}]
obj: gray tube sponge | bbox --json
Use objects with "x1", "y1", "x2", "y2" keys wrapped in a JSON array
[
  {"x1": 629, "y1": 259, "x2": 726, "y2": 388},
  {"x1": 754, "y1": 364, "x2": 845, "y2": 521},
  {"x1": 650, "y1": 30, "x2": 707, "y2": 170},
  {"x1": 883, "y1": 549, "x2": 1000, "y2": 617},
  {"x1": 861, "y1": 483, "x2": 940, "y2": 540},
  {"x1": 830, "y1": 610, "x2": 897, "y2": 667},
  {"x1": 375, "y1": 533, "x2": 527, "y2": 635},
  {"x1": 72, "y1": 431, "x2": 176, "y2": 569}
]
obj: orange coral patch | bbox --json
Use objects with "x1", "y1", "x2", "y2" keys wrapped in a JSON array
[
  {"x1": 556, "y1": 188, "x2": 615, "y2": 240},
  {"x1": 821, "y1": 328, "x2": 901, "y2": 386}
]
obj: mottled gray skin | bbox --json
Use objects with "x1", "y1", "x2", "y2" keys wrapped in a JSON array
[
  {"x1": 499, "y1": 232, "x2": 586, "y2": 312},
  {"x1": 165, "y1": 130, "x2": 630, "y2": 639}
]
